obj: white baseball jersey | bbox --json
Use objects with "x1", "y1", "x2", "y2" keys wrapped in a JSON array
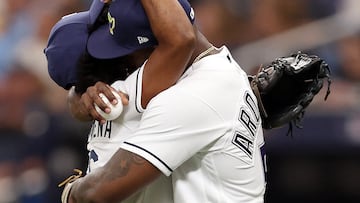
[
  {"x1": 86, "y1": 65, "x2": 173, "y2": 203},
  {"x1": 87, "y1": 68, "x2": 144, "y2": 171},
  {"x1": 120, "y1": 46, "x2": 266, "y2": 203}
]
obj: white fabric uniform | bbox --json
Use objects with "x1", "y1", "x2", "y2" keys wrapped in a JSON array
[
  {"x1": 87, "y1": 68, "x2": 145, "y2": 171},
  {"x1": 87, "y1": 66, "x2": 173, "y2": 203},
  {"x1": 120, "y1": 46, "x2": 266, "y2": 203}
]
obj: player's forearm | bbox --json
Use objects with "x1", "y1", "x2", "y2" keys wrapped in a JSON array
[
  {"x1": 68, "y1": 149, "x2": 161, "y2": 203},
  {"x1": 67, "y1": 86, "x2": 92, "y2": 121},
  {"x1": 142, "y1": 0, "x2": 195, "y2": 45},
  {"x1": 140, "y1": 0, "x2": 196, "y2": 107},
  {"x1": 68, "y1": 175, "x2": 103, "y2": 203}
]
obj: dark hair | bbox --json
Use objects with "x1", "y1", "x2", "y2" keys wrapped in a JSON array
[{"x1": 74, "y1": 51, "x2": 132, "y2": 94}]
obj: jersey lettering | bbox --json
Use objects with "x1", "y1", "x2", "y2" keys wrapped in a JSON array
[
  {"x1": 87, "y1": 149, "x2": 99, "y2": 173},
  {"x1": 232, "y1": 131, "x2": 254, "y2": 158},
  {"x1": 89, "y1": 149, "x2": 99, "y2": 162},
  {"x1": 89, "y1": 121, "x2": 112, "y2": 140},
  {"x1": 239, "y1": 109, "x2": 256, "y2": 137},
  {"x1": 244, "y1": 91, "x2": 260, "y2": 122},
  {"x1": 232, "y1": 91, "x2": 260, "y2": 159}
]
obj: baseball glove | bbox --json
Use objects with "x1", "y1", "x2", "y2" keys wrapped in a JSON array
[
  {"x1": 58, "y1": 169, "x2": 83, "y2": 203},
  {"x1": 249, "y1": 51, "x2": 331, "y2": 134}
]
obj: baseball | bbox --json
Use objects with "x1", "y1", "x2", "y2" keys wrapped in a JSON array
[{"x1": 94, "y1": 91, "x2": 123, "y2": 121}]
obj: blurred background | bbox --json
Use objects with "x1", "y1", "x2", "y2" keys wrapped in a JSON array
[{"x1": 0, "y1": 0, "x2": 359, "y2": 202}]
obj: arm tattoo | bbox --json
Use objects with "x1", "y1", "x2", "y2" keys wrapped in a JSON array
[
  {"x1": 103, "y1": 150, "x2": 146, "y2": 181},
  {"x1": 72, "y1": 150, "x2": 150, "y2": 202}
]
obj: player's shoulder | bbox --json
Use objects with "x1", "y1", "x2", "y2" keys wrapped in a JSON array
[{"x1": 111, "y1": 80, "x2": 126, "y2": 90}]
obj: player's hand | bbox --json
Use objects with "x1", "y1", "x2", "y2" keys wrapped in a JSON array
[{"x1": 81, "y1": 81, "x2": 129, "y2": 124}]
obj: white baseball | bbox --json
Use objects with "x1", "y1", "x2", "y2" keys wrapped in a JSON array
[{"x1": 94, "y1": 91, "x2": 123, "y2": 121}]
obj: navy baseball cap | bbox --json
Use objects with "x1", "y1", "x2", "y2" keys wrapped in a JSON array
[
  {"x1": 44, "y1": 0, "x2": 104, "y2": 89},
  {"x1": 87, "y1": 0, "x2": 195, "y2": 59}
]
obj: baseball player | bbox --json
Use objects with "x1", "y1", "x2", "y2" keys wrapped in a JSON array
[
  {"x1": 45, "y1": 0, "x2": 267, "y2": 202},
  {"x1": 70, "y1": 50, "x2": 267, "y2": 203},
  {"x1": 45, "y1": 0, "x2": 196, "y2": 202}
]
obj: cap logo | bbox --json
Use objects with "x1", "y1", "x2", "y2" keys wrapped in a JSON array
[
  {"x1": 137, "y1": 36, "x2": 149, "y2": 44},
  {"x1": 107, "y1": 12, "x2": 115, "y2": 35},
  {"x1": 190, "y1": 8, "x2": 195, "y2": 20}
]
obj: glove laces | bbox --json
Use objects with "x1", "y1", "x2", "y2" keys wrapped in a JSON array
[{"x1": 58, "y1": 169, "x2": 83, "y2": 187}]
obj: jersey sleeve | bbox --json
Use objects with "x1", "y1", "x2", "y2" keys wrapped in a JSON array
[{"x1": 120, "y1": 88, "x2": 231, "y2": 176}]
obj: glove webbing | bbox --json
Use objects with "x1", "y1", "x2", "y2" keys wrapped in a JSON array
[
  {"x1": 322, "y1": 64, "x2": 332, "y2": 101},
  {"x1": 286, "y1": 64, "x2": 331, "y2": 138},
  {"x1": 286, "y1": 111, "x2": 305, "y2": 137}
]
